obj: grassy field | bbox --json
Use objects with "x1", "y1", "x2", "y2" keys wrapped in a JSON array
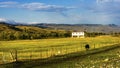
[
  {"x1": 32, "y1": 44, "x2": 120, "y2": 68},
  {"x1": 0, "y1": 36, "x2": 120, "y2": 64}
]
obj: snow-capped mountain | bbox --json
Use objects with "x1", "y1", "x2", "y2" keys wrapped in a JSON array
[{"x1": 0, "y1": 18, "x2": 17, "y2": 25}]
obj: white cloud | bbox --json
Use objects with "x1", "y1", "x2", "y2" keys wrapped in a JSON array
[
  {"x1": 0, "y1": 1, "x2": 74, "y2": 12},
  {"x1": 96, "y1": 0, "x2": 111, "y2": 3},
  {"x1": 0, "y1": 18, "x2": 7, "y2": 22},
  {"x1": 28, "y1": 22, "x2": 39, "y2": 24},
  {"x1": 0, "y1": 1, "x2": 18, "y2": 8},
  {"x1": 0, "y1": 18, "x2": 16, "y2": 24},
  {"x1": 21, "y1": 2, "x2": 74, "y2": 12},
  {"x1": 80, "y1": 0, "x2": 120, "y2": 24},
  {"x1": 96, "y1": 0, "x2": 120, "y2": 4},
  {"x1": 94, "y1": 0, "x2": 120, "y2": 14}
]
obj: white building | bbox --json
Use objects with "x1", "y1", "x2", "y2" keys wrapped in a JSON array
[{"x1": 72, "y1": 32, "x2": 85, "y2": 38}]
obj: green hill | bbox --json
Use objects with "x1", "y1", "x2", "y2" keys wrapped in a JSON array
[
  {"x1": 0, "y1": 22, "x2": 22, "y2": 32},
  {"x1": 0, "y1": 22, "x2": 71, "y2": 40}
]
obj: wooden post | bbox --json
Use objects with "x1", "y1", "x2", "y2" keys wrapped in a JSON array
[
  {"x1": 2, "y1": 52, "x2": 5, "y2": 64},
  {"x1": 81, "y1": 45, "x2": 82, "y2": 51},
  {"x1": 94, "y1": 44, "x2": 95, "y2": 49},
  {"x1": 40, "y1": 52, "x2": 42, "y2": 59},
  {"x1": 46, "y1": 49, "x2": 48, "y2": 58},
  {"x1": 10, "y1": 51, "x2": 14, "y2": 62},
  {"x1": 30, "y1": 52, "x2": 32, "y2": 60},
  {"x1": 14, "y1": 49, "x2": 18, "y2": 62}
]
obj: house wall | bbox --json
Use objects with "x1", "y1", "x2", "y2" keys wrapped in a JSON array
[{"x1": 72, "y1": 32, "x2": 84, "y2": 38}]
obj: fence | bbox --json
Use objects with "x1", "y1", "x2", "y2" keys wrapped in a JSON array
[{"x1": 0, "y1": 42, "x2": 119, "y2": 64}]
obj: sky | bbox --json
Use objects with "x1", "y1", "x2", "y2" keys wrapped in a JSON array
[{"x1": 0, "y1": 0, "x2": 120, "y2": 25}]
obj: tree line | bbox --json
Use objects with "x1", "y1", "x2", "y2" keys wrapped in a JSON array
[
  {"x1": 0, "y1": 31, "x2": 119, "y2": 41},
  {"x1": 85, "y1": 32, "x2": 120, "y2": 37},
  {"x1": 0, "y1": 29, "x2": 71, "y2": 41}
]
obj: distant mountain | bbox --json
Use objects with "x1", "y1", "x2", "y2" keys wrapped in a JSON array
[
  {"x1": 0, "y1": 18, "x2": 120, "y2": 33},
  {"x1": 0, "y1": 18, "x2": 17, "y2": 25},
  {"x1": 32, "y1": 23, "x2": 120, "y2": 33}
]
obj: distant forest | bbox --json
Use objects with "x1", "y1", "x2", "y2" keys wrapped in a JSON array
[{"x1": 0, "y1": 22, "x2": 120, "y2": 41}]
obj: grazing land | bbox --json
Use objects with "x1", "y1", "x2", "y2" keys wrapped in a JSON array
[
  {"x1": 32, "y1": 44, "x2": 120, "y2": 68},
  {"x1": 0, "y1": 36, "x2": 120, "y2": 68}
]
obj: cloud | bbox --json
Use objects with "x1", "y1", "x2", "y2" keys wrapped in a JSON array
[
  {"x1": 0, "y1": 1, "x2": 74, "y2": 12},
  {"x1": 96, "y1": 0, "x2": 113, "y2": 4},
  {"x1": 75, "y1": 0, "x2": 120, "y2": 25},
  {"x1": 80, "y1": 0, "x2": 120, "y2": 16},
  {"x1": 94, "y1": 0, "x2": 120, "y2": 15},
  {"x1": 81, "y1": 0, "x2": 120, "y2": 14},
  {"x1": 0, "y1": 18, "x2": 7, "y2": 22},
  {"x1": 0, "y1": 18, "x2": 16, "y2": 24},
  {"x1": 0, "y1": 1, "x2": 18, "y2": 8},
  {"x1": 96, "y1": 0, "x2": 120, "y2": 3},
  {"x1": 21, "y1": 2, "x2": 74, "y2": 12}
]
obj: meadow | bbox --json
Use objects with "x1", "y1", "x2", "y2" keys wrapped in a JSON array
[
  {"x1": 0, "y1": 36, "x2": 120, "y2": 64},
  {"x1": 34, "y1": 44, "x2": 120, "y2": 68}
]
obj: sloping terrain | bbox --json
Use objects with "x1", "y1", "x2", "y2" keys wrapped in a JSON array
[
  {"x1": 0, "y1": 22, "x2": 71, "y2": 40},
  {"x1": 0, "y1": 22, "x2": 120, "y2": 33},
  {"x1": 0, "y1": 22, "x2": 48, "y2": 32},
  {"x1": 0, "y1": 22, "x2": 22, "y2": 32},
  {"x1": 33, "y1": 24, "x2": 120, "y2": 33}
]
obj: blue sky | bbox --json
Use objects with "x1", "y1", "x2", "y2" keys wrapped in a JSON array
[{"x1": 0, "y1": 0, "x2": 120, "y2": 25}]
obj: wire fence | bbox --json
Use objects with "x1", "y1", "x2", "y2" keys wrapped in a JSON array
[{"x1": 0, "y1": 42, "x2": 119, "y2": 64}]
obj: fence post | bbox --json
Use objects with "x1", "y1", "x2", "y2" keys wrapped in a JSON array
[
  {"x1": 14, "y1": 49, "x2": 18, "y2": 62},
  {"x1": 94, "y1": 44, "x2": 95, "y2": 49},
  {"x1": 2, "y1": 52, "x2": 5, "y2": 64},
  {"x1": 10, "y1": 51, "x2": 14, "y2": 62},
  {"x1": 30, "y1": 52, "x2": 32, "y2": 60},
  {"x1": 10, "y1": 50, "x2": 17, "y2": 62},
  {"x1": 65, "y1": 48, "x2": 67, "y2": 54},
  {"x1": 81, "y1": 45, "x2": 82, "y2": 51},
  {"x1": 46, "y1": 49, "x2": 49, "y2": 58},
  {"x1": 40, "y1": 52, "x2": 42, "y2": 59}
]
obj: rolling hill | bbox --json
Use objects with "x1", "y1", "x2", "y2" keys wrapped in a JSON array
[
  {"x1": 0, "y1": 22, "x2": 22, "y2": 32},
  {"x1": 32, "y1": 23, "x2": 120, "y2": 33},
  {"x1": 0, "y1": 22, "x2": 120, "y2": 34}
]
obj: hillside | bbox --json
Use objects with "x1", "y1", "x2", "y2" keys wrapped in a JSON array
[
  {"x1": 1, "y1": 21, "x2": 120, "y2": 33},
  {"x1": 33, "y1": 24, "x2": 120, "y2": 33},
  {"x1": 0, "y1": 22, "x2": 120, "y2": 40},
  {"x1": 0, "y1": 22, "x2": 70, "y2": 40},
  {"x1": 32, "y1": 24, "x2": 120, "y2": 33},
  {"x1": 0, "y1": 22, "x2": 22, "y2": 32},
  {"x1": 0, "y1": 22, "x2": 56, "y2": 33}
]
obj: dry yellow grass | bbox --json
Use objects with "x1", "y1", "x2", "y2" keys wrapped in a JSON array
[{"x1": 0, "y1": 36, "x2": 119, "y2": 63}]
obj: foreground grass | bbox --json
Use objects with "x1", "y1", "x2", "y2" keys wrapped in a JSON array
[
  {"x1": 33, "y1": 44, "x2": 120, "y2": 68},
  {"x1": 0, "y1": 44, "x2": 120, "y2": 68},
  {"x1": 0, "y1": 36, "x2": 120, "y2": 64}
]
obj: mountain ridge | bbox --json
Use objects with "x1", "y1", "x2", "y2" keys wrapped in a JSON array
[
  {"x1": 31, "y1": 23, "x2": 120, "y2": 33},
  {"x1": 0, "y1": 21, "x2": 120, "y2": 33}
]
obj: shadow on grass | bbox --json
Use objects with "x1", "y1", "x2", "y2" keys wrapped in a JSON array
[{"x1": 0, "y1": 44, "x2": 120, "y2": 68}]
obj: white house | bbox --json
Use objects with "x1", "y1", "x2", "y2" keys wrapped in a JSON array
[{"x1": 72, "y1": 32, "x2": 85, "y2": 38}]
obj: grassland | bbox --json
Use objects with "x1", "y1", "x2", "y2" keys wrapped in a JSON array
[
  {"x1": 32, "y1": 44, "x2": 120, "y2": 68},
  {"x1": 0, "y1": 36, "x2": 120, "y2": 65}
]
